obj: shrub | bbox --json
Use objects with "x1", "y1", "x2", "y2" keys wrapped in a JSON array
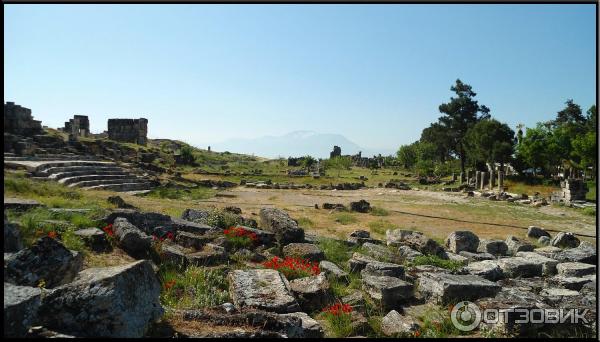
[
  {"x1": 159, "y1": 264, "x2": 229, "y2": 309},
  {"x1": 410, "y1": 255, "x2": 465, "y2": 272},
  {"x1": 262, "y1": 256, "x2": 320, "y2": 280},
  {"x1": 321, "y1": 302, "x2": 354, "y2": 337},
  {"x1": 223, "y1": 226, "x2": 258, "y2": 249}
]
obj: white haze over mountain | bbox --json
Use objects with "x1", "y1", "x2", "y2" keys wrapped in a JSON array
[{"x1": 214, "y1": 131, "x2": 396, "y2": 159}]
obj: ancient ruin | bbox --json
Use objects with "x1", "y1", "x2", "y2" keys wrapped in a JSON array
[
  {"x1": 552, "y1": 179, "x2": 589, "y2": 204},
  {"x1": 107, "y1": 118, "x2": 148, "y2": 145},
  {"x1": 4, "y1": 102, "x2": 43, "y2": 136},
  {"x1": 63, "y1": 115, "x2": 90, "y2": 139}
]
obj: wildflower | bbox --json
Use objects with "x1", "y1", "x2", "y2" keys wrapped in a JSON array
[
  {"x1": 47, "y1": 231, "x2": 58, "y2": 239},
  {"x1": 164, "y1": 280, "x2": 176, "y2": 290},
  {"x1": 166, "y1": 231, "x2": 174, "y2": 241},
  {"x1": 102, "y1": 224, "x2": 114, "y2": 237},
  {"x1": 414, "y1": 330, "x2": 421, "y2": 337}
]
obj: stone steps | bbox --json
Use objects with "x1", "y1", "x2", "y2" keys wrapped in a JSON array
[
  {"x1": 59, "y1": 174, "x2": 136, "y2": 186},
  {"x1": 48, "y1": 168, "x2": 127, "y2": 180},
  {"x1": 83, "y1": 182, "x2": 156, "y2": 192},
  {"x1": 67, "y1": 177, "x2": 148, "y2": 188},
  {"x1": 35, "y1": 161, "x2": 117, "y2": 175}
]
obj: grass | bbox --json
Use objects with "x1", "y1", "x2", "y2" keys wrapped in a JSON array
[
  {"x1": 585, "y1": 180, "x2": 596, "y2": 202},
  {"x1": 318, "y1": 237, "x2": 356, "y2": 265},
  {"x1": 410, "y1": 255, "x2": 466, "y2": 272},
  {"x1": 334, "y1": 212, "x2": 358, "y2": 225},
  {"x1": 367, "y1": 219, "x2": 395, "y2": 237},
  {"x1": 417, "y1": 305, "x2": 470, "y2": 338},
  {"x1": 296, "y1": 216, "x2": 315, "y2": 228},
  {"x1": 141, "y1": 185, "x2": 216, "y2": 201},
  {"x1": 158, "y1": 263, "x2": 229, "y2": 310},
  {"x1": 582, "y1": 207, "x2": 596, "y2": 216},
  {"x1": 369, "y1": 207, "x2": 389, "y2": 216}
]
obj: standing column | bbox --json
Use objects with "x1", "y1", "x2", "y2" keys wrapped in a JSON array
[
  {"x1": 459, "y1": 172, "x2": 464, "y2": 185},
  {"x1": 498, "y1": 171, "x2": 504, "y2": 192},
  {"x1": 475, "y1": 171, "x2": 481, "y2": 189},
  {"x1": 480, "y1": 172, "x2": 486, "y2": 190},
  {"x1": 489, "y1": 170, "x2": 495, "y2": 190}
]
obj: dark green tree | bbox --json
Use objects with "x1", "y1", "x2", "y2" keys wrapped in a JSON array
[
  {"x1": 420, "y1": 122, "x2": 452, "y2": 162},
  {"x1": 554, "y1": 99, "x2": 586, "y2": 126},
  {"x1": 465, "y1": 119, "x2": 515, "y2": 171},
  {"x1": 436, "y1": 79, "x2": 491, "y2": 174}
]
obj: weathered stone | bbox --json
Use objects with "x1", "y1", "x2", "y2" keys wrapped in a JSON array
[
  {"x1": 5, "y1": 237, "x2": 83, "y2": 288},
  {"x1": 350, "y1": 230, "x2": 370, "y2": 239},
  {"x1": 360, "y1": 242, "x2": 395, "y2": 262},
  {"x1": 4, "y1": 215, "x2": 23, "y2": 252},
  {"x1": 417, "y1": 273, "x2": 500, "y2": 304},
  {"x1": 497, "y1": 257, "x2": 543, "y2": 278},
  {"x1": 159, "y1": 242, "x2": 189, "y2": 267},
  {"x1": 25, "y1": 326, "x2": 76, "y2": 338},
  {"x1": 466, "y1": 260, "x2": 504, "y2": 281},
  {"x1": 104, "y1": 209, "x2": 173, "y2": 235},
  {"x1": 539, "y1": 287, "x2": 580, "y2": 298},
  {"x1": 458, "y1": 251, "x2": 494, "y2": 261},
  {"x1": 505, "y1": 235, "x2": 534, "y2": 255},
  {"x1": 535, "y1": 244, "x2": 597, "y2": 264},
  {"x1": 445, "y1": 231, "x2": 479, "y2": 253},
  {"x1": 259, "y1": 208, "x2": 305, "y2": 245},
  {"x1": 399, "y1": 231, "x2": 447, "y2": 258},
  {"x1": 396, "y1": 245, "x2": 423, "y2": 261},
  {"x1": 289, "y1": 274, "x2": 330, "y2": 312},
  {"x1": 239, "y1": 226, "x2": 275, "y2": 246},
  {"x1": 477, "y1": 239, "x2": 508, "y2": 256},
  {"x1": 279, "y1": 312, "x2": 324, "y2": 338},
  {"x1": 107, "y1": 118, "x2": 148, "y2": 145},
  {"x1": 74, "y1": 227, "x2": 110, "y2": 252},
  {"x1": 514, "y1": 251, "x2": 558, "y2": 275},
  {"x1": 341, "y1": 290, "x2": 365, "y2": 312},
  {"x1": 380, "y1": 310, "x2": 420, "y2": 336},
  {"x1": 348, "y1": 252, "x2": 377, "y2": 273},
  {"x1": 283, "y1": 243, "x2": 324, "y2": 262},
  {"x1": 4, "y1": 283, "x2": 41, "y2": 337},
  {"x1": 350, "y1": 200, "x2": 371, "y2": 213},
  {"x1": 538, "y1": 236, "x2": 551, "y2": 246},
  {"x1": 180, "y1": 208, "x2": 211, "y2": 223},
  {"x1": 526, "y1": 226, "x2": 551, "y2": 239},
  {"x1": 386, "y1": 229, "x2": 417, "y2": 246},
  {"x1": 319, "y1": 260, "x2": 348, "y2": 280},
  {"x1": 556, "y1": 262, "x2": 596, "y2": 277},
  {"x1": 497, "y1": 277, "x2": 546, "y2": 294},
  {"x1": 174, "y1": 230, "x2": 212, "y2": 250},
  {"x1": 38, "y1": 260, "x2": 163, "y2": 337},
  {"x1": 550, "y1": 232, "x2": 580, "y2": 249},
  {"x1": 362, "y1": 261, "x2": 405, "y2": 278},
  {"x1": 187, "y1": 244, "x2": 227, "y2": 266},
  {"x1": 228, "y1": 269, "x2": 300, "y2": 313},
  {"x1": 350, "y1": 311, "x2": 370, "y2": 334},
  {"x1": 3, "y1": 198, "x2": 43, "y2": 212},
  {"x1": 446, "y1": 252, "x2": 469, "y2": 263},
  {"x1": 347, "y1": 236, "x2": 381, "y2": 246},
  {"x1": 112, "y1": 217, "x2": 152, "y2": 259},
  {"x1": 362, "y1": 275, "x2": 412, "y2": 310},
  {"x1": 107, "y1": 195, "x2": 136, "y2": 209},
  {"x1": 547, "y1": 275, "x2": 593, "y2": 291}
]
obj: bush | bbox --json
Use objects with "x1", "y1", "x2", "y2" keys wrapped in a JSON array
[
  {"x1": 158, "y1": 263, "x2": 229, "y2": 309},
  {"x1": 178, "y1": 145, "x2": 196, "y2": 165}
]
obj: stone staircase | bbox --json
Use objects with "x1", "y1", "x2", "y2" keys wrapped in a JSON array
[{"x1": 5, "y1": 156, "x2": 157, "y2": 193}]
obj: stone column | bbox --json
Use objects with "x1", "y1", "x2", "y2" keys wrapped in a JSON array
[
  {"x1": 480, "y1": 172, "x2": 486, "y2": 190},
  {"x1": 489, "y1": 170, "x2": 495, "y2": 189},
  {"x1": 475, "y1": 171, "x2": 480, "y2": 189},
  {"x1": 498, "y1": 171, "x2": 504, "y2": 192},
  {"x1": 459, "y1": 172, "x2": 464, "y2": 184}
]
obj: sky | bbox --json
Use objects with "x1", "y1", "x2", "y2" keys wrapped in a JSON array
[{"x1": 4, "y1": 4, "x2": 597, "y2": 154}]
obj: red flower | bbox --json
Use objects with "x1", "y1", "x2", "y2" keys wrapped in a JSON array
[
  {"x1": 164, "y1": 280, "x2": 176, "y2": 289},
  {"x1": 166, "y1": 232, "x2": 174, "y2": 241},
  {"x1": 102, "y1": 224, "x2": 114, "y2": 237},
  {"x1": 322, "y1": 302, "x2": 352, "y2": 316},
  {"x1": 47, "y1": 231, "x2": 58, "y2": 239}
]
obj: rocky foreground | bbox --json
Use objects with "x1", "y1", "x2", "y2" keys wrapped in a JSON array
[{"x1": 3, "y1": 202, "x2": 597, "y2": 338}]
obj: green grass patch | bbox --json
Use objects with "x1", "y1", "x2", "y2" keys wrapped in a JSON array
[
  {"x1": 320, "y1": 309, "x2": 354, "y2": 338},
  {"x1": 334, "y1": 212, "x2": 358, "y2": 225},
  {"x1": 585, "y1": 180, "x2": 596, "y2": 202},
  {"x1": 141, "y1": 185, "x2": 215, "y2": 201},
  {"x1": 296, "y1": 216, "x2": 315, "y2": 228},
  {"x1": 417, "y1": 305, "x2": 472, "y2": 338},
  {"x1": 410, "y1": 255, "x2": 465, "y2": 272},
  {"x1": 369, "y1": 207, "x2": 389, "y2": 216},
  {"x1": 318, "y1": 238, "x2": 356, "y2": 265},
  {"x1": 583, "y1": 207, "x2": 596, "y2": 216},
  {"x1": 367, "y1": 219, "x2": 395, "y2": 237},
  {"x1": 158, "y1": 263, "x2": 229, "y2": 310}
]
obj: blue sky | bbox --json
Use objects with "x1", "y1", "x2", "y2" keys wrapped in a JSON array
[{"x1": 4, "y1": 4, "x2": 596, "y2": 153}]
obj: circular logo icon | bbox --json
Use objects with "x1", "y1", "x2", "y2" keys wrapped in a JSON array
[{"x1": 450, "y1": 301, "x2": 482, "y2": 331}]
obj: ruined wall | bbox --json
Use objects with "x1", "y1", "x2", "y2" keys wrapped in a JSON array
[
  {"x1": 330, "y1": 146, "x2": 342, "y2": 159},
  {"x1": 64, "y1": 115, "x2": 90, "y2": 138},
  {"x1": 4, "y1": 102, "x2": 43, "y2": 136},
  {"x1": 107, "y1": 118, "x2": 148, "y2": 145}
]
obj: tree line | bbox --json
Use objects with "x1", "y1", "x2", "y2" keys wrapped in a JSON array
[{"x1": 397, "y1": 79, "x2": 596, "y2": 179}]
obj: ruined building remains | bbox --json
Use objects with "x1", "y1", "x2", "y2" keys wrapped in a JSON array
[
  {"x1": 4, "y1": 102, "x2": 43, "y2": 136},
  {"x1": 107, "y1": 118, "x2": 148, "y2": 145},
  {"x1": 552, "y1": 179, "x2": 588, "y2": 203},
  {"x1": 330, "y1": 145, "x2": 341, "y2": 159},
  {"x1": 64, "y1": 115, "x2": 90, "y2": 139}
]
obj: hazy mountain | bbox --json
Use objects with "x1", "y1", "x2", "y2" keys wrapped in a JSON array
[{"x1": 214, "y1": 130, "x2": 395, "y2": 159}]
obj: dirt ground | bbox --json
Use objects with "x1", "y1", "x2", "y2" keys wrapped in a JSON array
[{"x1": 187, "y1": 187, "x2": 596, "y2": 245}]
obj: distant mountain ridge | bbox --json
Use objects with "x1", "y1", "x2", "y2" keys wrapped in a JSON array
[{"x1": 214, "y1": 130, "x2": 395, "y2": 159}]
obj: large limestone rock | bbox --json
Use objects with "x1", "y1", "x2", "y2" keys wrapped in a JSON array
[
  {"x1": 319, "y1": 260, "x2": 348, "y2": 280},
  {"x1": 350, "y1": 200, "x2": 371, "y2": 213},
  {"x1": 526, "y1": 226, "x2": 551, "y2": 239},
  {"x1": 534, "y1": 244, "x2": 597, "y2": 264},
  {"x1": 259, "y1": 208, "x2": 304, "y2": 245},
  {"x1": 74, "y1": 227, "x2": 110, "y2": 252},
  {"x1": 289, "y1": 273, "x2": 330, "y2": 312},
  {"x1": 505, "y1": 235, "x2": 534, "y2": 255},
  {"x1": 550, "y1": 232, "x2": 580, "y2": 249},
  {"x1": 362, "y1": 275, "x2": 413, "y2": 310},
  {"x1": 5, "y1": 237, "x2": 83, "y2": 288},
  {"x1": 477, "y1": 239, "x2": 508, "y2": 256},
  {"x1": 396, "y1": 245, "x2": 423, "y2": 262},
  {"x1": 496, "y1": 257, "x2": 543, "y2": 278},
  {"x1": 228, "y1": 269, "x2": 300, "y2": 313},
  {"x1": 398, "y1": 231, "x2": 447, "y2": 258},
  {"x1": 4, "y1": 283, "x2": 41, "y2": 337},
  {"x1": 380, "y1": 310, "x2": 420, "y2": 336},
  {"x1": 466, "y1": 260, "x2": 504, "y2": 281},
  {"x1": 112, "y1": 217, "x2": 153, "y2": 259},
  {"x1": 360, "y1": 242, "x2": 395, "y2": 262},
  {"x1": 361, "y1": 261, "x2": 405, "y2": 278},
  {"x1": 445, "y1": 231, "x2": 479, "y2": 253},
  {"x1": 174, "y1": 231, "x2": 212, "y2": 250},
  {"x1": 38, "y1": 260, "x2": 163, "y2": 337},
  {"x1": 556, "y1": 262, "x2": 596, "y2": 277},
  {"x1": 458, "y1": 251, "x2": 494, "y2": 261},
  {"x1": 515, "y1": 251, "x2": 559, "y2": 275},
  {"x1": 417, "y1": 273, "x2": 500, "y2": 304},
  {"x1": 547, "y1": 275, "x2": 594, "y2": 291},
  {"x1": 282, "y1": 243, "x2": 324, "y2": 262},
  {"x1": 348, "y1": 252, "x2": 377, "y2": 273},
  {"x1": 278, "y1": 312, "x2": 324, "y2": 338},
  {"x1": 386, "y1": 229, "x2": 417, "y2": 246},
  {"x1": 187, "y1": 243, "x2": 227, "y2": 266}
]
